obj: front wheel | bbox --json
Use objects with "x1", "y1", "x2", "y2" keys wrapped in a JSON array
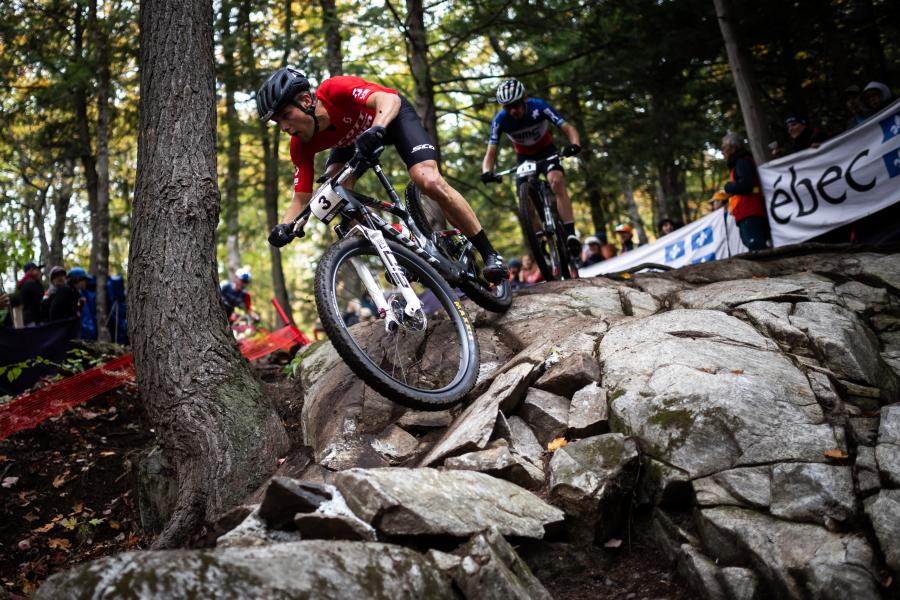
[{"x1": 315, "y1": 236, "x2": 479, "y2": 410}]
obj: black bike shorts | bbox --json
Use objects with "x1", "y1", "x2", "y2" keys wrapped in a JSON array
[
  {"x1": 515, "y1": 145, "x2": 564, "y2": 183},
  {"x1": 326, "y1": 96, "x2": 439, "y2": 169}
]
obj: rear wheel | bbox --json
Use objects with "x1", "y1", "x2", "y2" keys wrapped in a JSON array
[
  {"x1": 406, "y1": 183, "x2": 512, "y2": 313},
  {"x1": 315, "y1": 236, "x2": 479, "y2": 410}
]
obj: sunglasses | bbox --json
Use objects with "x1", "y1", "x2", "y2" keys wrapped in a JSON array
[{"x1": 503, "y1": 100, "x2": 525, "y2": 111}]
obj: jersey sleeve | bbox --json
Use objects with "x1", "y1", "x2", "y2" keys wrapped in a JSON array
[
  {"x1": 488, "y1": 112, "x2": 504, "y2": 145},
  {"x1": 319, "y1": 76, "x2": 397, "y2": 109},
  {"x1": 534, "y1": 99, "x2": 566, "y2": 127},
  {"x1": 290, "y1": 136, "x2": 317, "y2": 193}
]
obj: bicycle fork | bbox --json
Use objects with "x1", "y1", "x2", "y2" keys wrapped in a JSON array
[{"x1": 349, "y1": 226, "x2": 423, "y2": 333}]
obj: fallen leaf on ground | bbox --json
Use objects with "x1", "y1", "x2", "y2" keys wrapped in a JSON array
[
  {"x1": 547, "y1": 438, "x2": 568, "y2": 452},
  {"x1": 99, "y1": 451, "x2": 117, "y2": 457},
  {"x1": 823, "y1": 448, "x2": 849, "y2": 459},
  {"x1": 2, "y1": 476, "x2": 19, "y2": 488},
  {"x1": 731, "y1": 369, "x2": 744, "y2": 375},
  {"x1": 33, "y1": 523, "x2": 55, "y2": 533},
  {"x1": 52, "y1": 473, "x2": 68, "y2": 488},
  {"x1": 109, "y1": 521, "x2": 121, "y2": 530},
  {"x1": 23, "y1": 512, "x2": 39, "y2": 523},
  {"x1": 47, "y1": 538, "x2": 71, "y2": 550},
  {"x1": 60, "y1": 517, "x2": 78, "y2": 531},
  {"x1": 604, "y1": 538, "x2": 623, "y2": 548},
  {"x1": 88, "y1": 518, "x2": 104, "y2": 526}
]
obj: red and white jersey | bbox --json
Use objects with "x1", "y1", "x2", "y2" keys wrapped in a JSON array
[{"x1": 289, "y1": 76, "x2": 398, "y2": 193}]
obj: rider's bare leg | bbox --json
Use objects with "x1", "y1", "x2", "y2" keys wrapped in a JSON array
[{"x1": 547, "y1": 169, "x2": 574, "y2": 224}]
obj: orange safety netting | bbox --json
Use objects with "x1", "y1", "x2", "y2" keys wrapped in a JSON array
[{"x1": 0, "y1": 325, "x2": 306, "y2": 441}]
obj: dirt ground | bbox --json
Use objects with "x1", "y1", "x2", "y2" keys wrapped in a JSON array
[{"x1": 0, "y1": 359, "x2": 689, "y2": 599}]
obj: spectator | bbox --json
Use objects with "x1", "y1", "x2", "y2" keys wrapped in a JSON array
[
  {"x1": 861, "y1": 81, "x2": 892, "y2": 119},
  {"x1": 784, "y1": 114, "x2": 827, "y2": 154},
  {"x1": 220, "y1": 267, "x2": 259, "y2": 320},
  {"x1": 48, "y1": 267, "x2": 88, "y2": 322},
  {"x1": 721, "y1": 133, "x2": 770, "y2": 251},
  {"x1": 600, "y1": 244, "x2": 617, "y2": 260},
  {"x1": 14, "y1": 261, "x2": 44, "y2": 326},
  {"x1": 657, "y1": 218, "x2": 678, "y2": 237},
  {"x1": 614, "y1": 223, "x2": 635, "y2": 253},
  {"x1": 844, "y1": 84, "x2": 866, "y2": 130},
  {"x1": 507, "y1": 258, "x2": 525, "y2": 290},
  {"x1": 0, "y1": 291, "x2": 10, "y2": 327},
  {"x1": 580, "y1": 236, "x2": 605, "y2": 267},
  {"x1": 519, "y1": 254, "x2": 543, "y2": 285},
  {"x1": 40, "y1": 266, "x2": 68, "y2": 322},
  {"x1": 344, "y1": 298, "x2": 361, "y2": 327},
  {"x1": 359, "y1": 307, "x2": 375, "y2": 322}
]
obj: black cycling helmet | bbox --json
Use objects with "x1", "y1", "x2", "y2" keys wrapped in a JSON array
[
  {"x1": 256, "y1": 67, "x2": 312, "y2": 121},
  {"x1": 496, "y1": 78, "x2": 525, "y2": 105}
]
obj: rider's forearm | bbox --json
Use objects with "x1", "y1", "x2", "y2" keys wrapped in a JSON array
[
  {"x1": 282, "y1": 191, "x2": 312, "y2": 223},
  {"x1": 482, "y1": 145, "x2": 498, "y2": 172},
  {"x1": 367, "y1": 92, "x2": 401, "y2": 128},
  {"x1": 561, "y1": 123, "x2": 580, "y2": 146}
]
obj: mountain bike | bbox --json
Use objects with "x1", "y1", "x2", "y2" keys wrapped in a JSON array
[
  {"x1": 493, "y1": 153, "x2": 578, "y2": 281},
  {"x1": 278, "y1": 154, "x2": 509, "y2": 410}
]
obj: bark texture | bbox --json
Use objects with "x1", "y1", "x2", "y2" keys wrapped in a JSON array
[
  {"x1": 130, "y1": 0, "x2": 288, "y2": 549},
  {"x1": 318, "y1": 0, "x2": 343, "y2": 76}
]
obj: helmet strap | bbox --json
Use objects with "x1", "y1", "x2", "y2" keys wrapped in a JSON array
[{"x1": 291, "y1": 94, "x2": 319, "y2": 136}]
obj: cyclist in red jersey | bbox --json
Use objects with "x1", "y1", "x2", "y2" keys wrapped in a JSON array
[{"x1": 258, "y1": 68, "x2": 508, "y2": 283}]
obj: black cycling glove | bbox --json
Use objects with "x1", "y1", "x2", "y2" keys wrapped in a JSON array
[
  {"x1": 355, "y1": 125, "x2": 387, "y2": 162},
  {"x1": 268, "y1": 223, "x2": 299, "y2": 248},
  {"x1": 563, "y1": 143, "x2": 581, "y2": 157},
  {"x1": 480, "y1": 171, "x2": 500, "y2": 184}
]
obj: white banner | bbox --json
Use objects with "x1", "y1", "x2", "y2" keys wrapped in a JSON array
[
  {"x1": 579, "y1": 208, "x2": 748, "y2": 277},
  {"x1": 759, "y1": 98, "x2": 900, "y2": 246}
]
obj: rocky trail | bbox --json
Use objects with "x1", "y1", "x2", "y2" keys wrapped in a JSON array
[{"x1": 33, "y1": 245, "x2": 900, "y2": 599}]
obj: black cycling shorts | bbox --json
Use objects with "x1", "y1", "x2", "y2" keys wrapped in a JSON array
[
  {"x1": 515, "y1": 145, "x2": 564, "y2": 183},
  {"x1": 326, "y1": 95, "x2": 439, "y2": 169}
]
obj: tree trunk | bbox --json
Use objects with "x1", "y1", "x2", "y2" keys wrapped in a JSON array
[
  {"x1": 565, "y1": 87, "x2": 606, "y2": 238},
  {"x1": 131, "y1": 0, "x2": 289, "y2": 549},
  {"x1": 220, "y1": 0, "x2": 242, "y2": 278},
  {"x1": 73, "y1": 4, "x2": 100, "y2": 275},
  {"x1": 91, "y1": 0, "x2": 112, "y2": 341},
  {"x1": 713, "y1": 0, "x2": 771, "y2": 164},
  {"x1": 50, "y1": 160, "x2": 76, "y2": 268},
  {"x1": 623, "y1": 176, "x2": 649, "y2": 246},
  {"x1": 262, "y1": 125, "x2": 293, "y2": 325},
  {"x1": 318, "y1": 0, "x2": 343, "y2": 76},
  {"x1": 402, "y1": 0, "x2": 445, "y2": 230}
]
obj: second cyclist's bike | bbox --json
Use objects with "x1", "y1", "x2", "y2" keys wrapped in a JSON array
[
  {"x1": 279, "y1": 154, "x2": 511, "y2": 411},
  {"x1": 494, "y1": 152, "x2": 579, "y2": 281}
]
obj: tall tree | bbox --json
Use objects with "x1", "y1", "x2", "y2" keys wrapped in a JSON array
[
  {"x1": 130, "y1": 0, "x2": 288, "y2": 548},
  {"x1": 713, "y1": 0, "x2": 771, "y2": 163},
  {"x1": 318, "y1": 0, "x2": 343, "y2": 76},
  {"x1": 219, "y1": 0, "x2": 242, "y2": 277}
]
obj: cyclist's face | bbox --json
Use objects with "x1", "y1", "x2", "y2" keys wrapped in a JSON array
[
  {"x1": 504, "y1": 99, "x2": 526, "y2": 119},
  {"x1": 273, "y1": 94, "x2": 315, "y2": 139}
]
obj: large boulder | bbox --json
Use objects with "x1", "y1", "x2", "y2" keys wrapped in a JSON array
[
  {"x1": 444, "y1": 442, "x2": 545, "y2": 488},
  {"x1": 673, "y1": 274, "x2": 839, "y2": 310},
  {"x1": 333, "y1": 468, "x2": 564, "y2": 539},
  {"x1": 876, "y1": 404, "x2": 900, "y2": 486},
  {"x1": 452, "y1": 528, "x2": 552, "y2": 600},
  {"x1": 519, "y1": 387, "x2": 570, "y2": 446},
  {"x1": 34, "y1": 541, "x2": 454, "y2": 599},
  {"x1": 602, "y1": 309, "x2": 837, "y2": 480},
  {"x1": 865, "y1": 489, "x2": 900, "y2": 575},
  {"x1": 697, "y1": 507, "x2": 881, "y2": 599},
  {"x1": 548, "y1": 434, "x2": 640, "y2": 543}
]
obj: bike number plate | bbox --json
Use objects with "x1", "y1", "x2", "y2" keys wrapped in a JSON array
[
  {"x1": 310, "y1": 185, "x2": 345, "y2": 223},
  {"x1": 516, "y1": 161, "x2": 537, "y2": 177}
]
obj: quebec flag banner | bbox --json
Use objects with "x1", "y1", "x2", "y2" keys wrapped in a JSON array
[
  {"x1": 580, "y1": 208, "x2": 748, "y2": 276},
  {"x1": 758, "y1": 97, "x2": 900, "y2": 247}
]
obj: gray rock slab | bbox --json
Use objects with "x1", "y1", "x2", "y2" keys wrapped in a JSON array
[
  {"x1": 419, "y1": 361, "x2": 535, "y2": 467},
  {"x1": 836, "y1": 280, "x2": 892, "y2": 313},
  {"x1": 856, "y1": 445, "x2": 881, "y2": 496},
  {"x1": 500, "y1": 415, "x2": 545, "y2": 467},
  {"x1": 34, "y1": 541, "x2": 454, "y2": 600},
  {"x1": 371, "y1": 425, "x2": 419, "y2": 464},
  {"x1": 520, "y1": 387, "x2": 570, "y2": 446},
  {"x1": 548, "y1": 434, "x2": 640, "y2": 542},
  {"x1": 444, "y1": 443, "x2": 545, "y2": 488},
  {"x1": 769, "y1": 463, "x2": 856, "y2": 525},
  {"x1": 397, "y1": 410, "x2": 453, "y2": 431},
  {"x1": 865, "y1": 488, "x2": 900, "y2": 574},
  {"x1": 674, "y1": 275, "x2": 837, "y2": 311},
  {"x1": 876, "y1": 404, "x2": 900, "y2": 487},
  {"x1": 454, "y1": 528, "x2": 552, "y2": 600},
  {"x1": 533, "y1": 352, "x2": 601, "y2": 397},
  {"x1": 257, "y1": 477, "x2": 332, "y2": 529},
  {"x1": 740, "y1": 300, "x2": 809, "y2": 351},
  {"x1": 216, "y1": 507, "x2": 303, "y2": 548},
  {"x1": 602, "y1": 310, "x2": 835, "y2": 480},
  {"x1": 716, "y1": 567, "x2": 760, "y2": 600},
  {"x1": 790, "y1": 302, "x2": 897, "y2": 392},
  {"x1": 677, "y1": 544, "x2": 726, "y2": 600},
  {"x1": 334, "y1": 467, "x2": 564, "y2": 539},
  {"x1": 637, "y1": 457, "x2": 691, "y2": 506},
  {"x1": 698, "y1": 507, "x2": 880, "y2": 599},
  {"x1": 567, "y1": 382, "x2": 609, "y2": 438},
  {"x1": 692, "y1": 466, "x2": 771, "y2": 509}
]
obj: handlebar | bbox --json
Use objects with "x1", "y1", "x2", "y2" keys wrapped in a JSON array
[
  {"x1": 492, "y1": 152, "x2": 563, "y2": 179},
  {"x1": 288, "y1": 153, "x2": 372, "y2": 238}
]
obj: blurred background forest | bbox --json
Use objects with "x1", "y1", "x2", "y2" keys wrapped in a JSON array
[{"x1": 1, "y1": 0, "x2": 899, "y2": 330}]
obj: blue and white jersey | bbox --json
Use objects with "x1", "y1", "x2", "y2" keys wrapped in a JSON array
[{"x1": 488, "y1": 98, "x2": 566, "y2": 155}]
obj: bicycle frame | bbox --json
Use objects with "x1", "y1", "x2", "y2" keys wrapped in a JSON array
[{"x1": 287, "y1": 158, "x2": 482, "y2": 331}]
